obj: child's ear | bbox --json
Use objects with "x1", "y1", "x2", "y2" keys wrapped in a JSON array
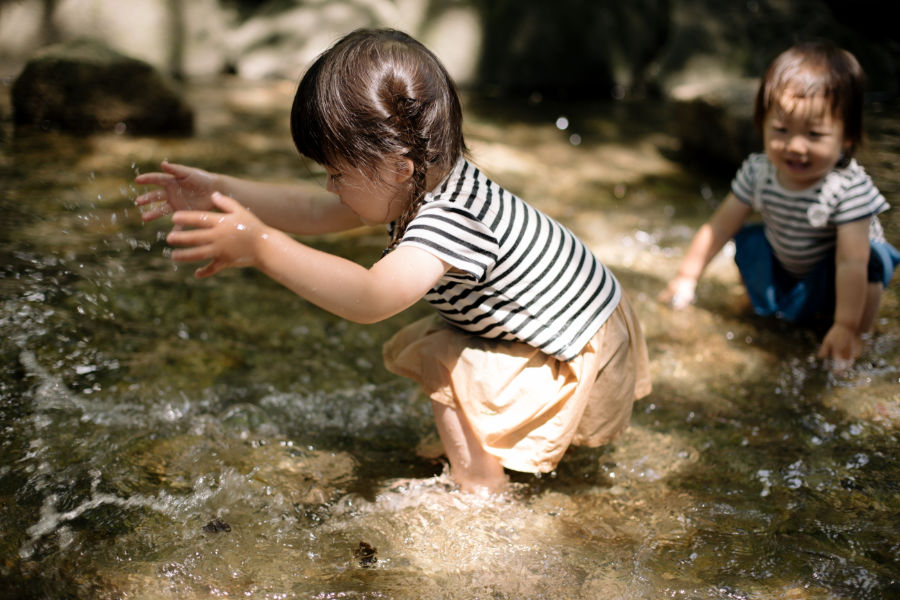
[{"x1": 394, "y1": 157, "x2": 414, "y2": 183}]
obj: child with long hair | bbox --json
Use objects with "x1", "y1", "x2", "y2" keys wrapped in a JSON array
[
  {"x1": 135, "y1": 28, "x2": 651, "y2": 494},
  {"x1": 660, "y1": 40, "x2": 899, "y2": 369}
]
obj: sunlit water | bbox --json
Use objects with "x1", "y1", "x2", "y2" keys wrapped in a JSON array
[{"x1": 1, "y1": 78, "x2": 898, "y2": 599}]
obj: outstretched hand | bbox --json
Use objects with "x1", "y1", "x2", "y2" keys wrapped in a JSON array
[
  {"x1": 135, "y1": 161, "x2": 217, "y2": 222},
  {"x1": 166, "y1": 192, "x2": 267, "y2": 278}
]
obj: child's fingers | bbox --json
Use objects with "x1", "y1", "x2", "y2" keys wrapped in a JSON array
[
  {"x1": 139, "y1": 204, "x2": 173, "y2": 222},
  {"x1": 670, "y1": 293, "x2": 693, "y2": 310},
  {"x1": 817, "y1": 336, "x2": 853, "y2": 364},
  {"x1": 160, "y1": 161, "x2": 192, "y2": 177},
  {"x1": 134, "y1": 188, "x2": 171, "y2": 208},
  {"x1": 166, "y1": 225, "x2": 214, "y2": 248},
  {"x1": 194, "y1": 259, "x2": 225, "y2": 279},
  {"x1": 817, "y1": 333, "x2": 840, "y2": 358},
  {"x1": 210, "y1": 191, "x2": 241, "y2": 211},
  {"x1": 170, "y1": 244, "x2": 215, "y2": 263},
  {"x1": 133, "y1": 191, "x2": 156, "y2": 207},
  {"x1": 134, "y1": 172, "x2": 173, "y2": 187},
  {"x1": 835, "y1": 343, "x2": 853, "y2": 362},
  {"x1": 170, "y1": 210, "x2": 225, "y2": 229},
  {"x1": 658, "y1": 279, "x2": 695, "y2": 309}
]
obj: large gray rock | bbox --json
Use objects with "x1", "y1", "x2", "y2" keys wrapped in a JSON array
[{"x1": 11, "y1": 38, "x2": 193, "y2": 135}]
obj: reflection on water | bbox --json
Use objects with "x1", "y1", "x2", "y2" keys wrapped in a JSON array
[{"x1": 1, "y1": 78, "x2": 898, "y2": 599}]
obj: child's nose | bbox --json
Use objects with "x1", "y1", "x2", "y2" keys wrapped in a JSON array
[{"x1": 786, "y1": 134, "x2": 807, "y2": 154}]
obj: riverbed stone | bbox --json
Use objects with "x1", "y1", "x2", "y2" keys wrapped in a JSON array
[{"x1": 11, "y1": 37, "x2": 193, "y2": 135}]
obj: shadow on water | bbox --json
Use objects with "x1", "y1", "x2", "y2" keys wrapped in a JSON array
[{"x1": 1, "y1": 77, "x2": 899, "y2": 599}]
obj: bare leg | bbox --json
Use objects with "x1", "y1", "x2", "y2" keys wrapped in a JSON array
[{"x1": 431, "y1": 401, "x2": 507, "y2": 494}]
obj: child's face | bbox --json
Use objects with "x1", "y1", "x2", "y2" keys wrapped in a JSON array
[
  {"x1": 324, "y1": 160, "x2": 410, "y2": 226},
  {"x1": 763, "y1": 91, "x2": 850, "y2": 190}
]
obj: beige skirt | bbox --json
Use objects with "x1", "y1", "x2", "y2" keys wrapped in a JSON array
[{"x1": 382, "y1": 293, "x2": 652, "y2": 473}]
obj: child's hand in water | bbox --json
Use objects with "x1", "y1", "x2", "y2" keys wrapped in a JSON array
[
  {"x1": 135, "y1": 161, "x2": 217, "y2": 222},
  {"x1": 658, "y1": 276, "x2": 697, "y2": 310},
  {"x1": 817, "y1": 322, "x2": 863, "y2": 371},
  {"x1": 166, "y1": 193, "x2": 266, "y2": 278}
]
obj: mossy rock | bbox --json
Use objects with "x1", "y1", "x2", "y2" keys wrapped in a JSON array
[{"x1": 11, "y1": 38, "x2": 193, "y2": 136}]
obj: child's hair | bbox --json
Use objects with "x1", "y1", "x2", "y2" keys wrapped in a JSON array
[
  {"x1": 753, "y1": 40, "x2": 865, "y2": 167},
  {"x1": 290, "y1": 28, "x2": 468, "y2": 248}
]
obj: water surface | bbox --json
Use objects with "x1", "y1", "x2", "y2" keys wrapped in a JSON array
[{"x1": 1, "y1": 77, "x2": 898, "y2": 599}]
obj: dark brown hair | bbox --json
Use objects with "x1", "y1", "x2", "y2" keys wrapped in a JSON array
[
  {"x1": 291, "y1": 28, "x2": 467, "y2": 248},
  {"x1": 754, "y1": 40, "x2": 865, "y2": 167}
]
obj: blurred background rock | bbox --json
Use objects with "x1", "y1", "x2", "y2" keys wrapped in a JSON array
[
  {"x1": 1, "y1": 0, "x2": 897, "y2": 165},
  {"x1": 2, "y1": 0, "x2": 895, "y2": 94}
]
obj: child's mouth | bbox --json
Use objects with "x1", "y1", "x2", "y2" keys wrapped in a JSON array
[{"x1": 784, "y1": 158, "x2": 808, "y2": 172}]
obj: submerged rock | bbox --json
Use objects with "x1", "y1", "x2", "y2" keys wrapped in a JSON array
[
  {"x1": 203, "y1": 517, "x2": 232, "y2": 533},
  {"x1": 354, "y1": 541, "x2": 378, "y2": 567},
  {"x1": 11, "y1": 37, "x2": 193, "y2": 135}
]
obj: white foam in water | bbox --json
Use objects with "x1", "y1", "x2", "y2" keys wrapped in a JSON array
[
  {"x1": 20, "y1": 470, "x2": 173, "y2": 559},
  {"x1": 19, "y1": 350, "x2": 81, "y2": 413},
  {"x1": 324, "y1": 482, "x2": 559, "y2": 584}
]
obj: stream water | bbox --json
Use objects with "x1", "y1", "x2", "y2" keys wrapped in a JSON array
[{"x1": 1, "y1": 77, "x2": 898, "y2": 599}]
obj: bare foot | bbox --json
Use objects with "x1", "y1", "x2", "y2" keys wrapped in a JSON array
[{"x1": 455, "y1": 472, "x2": 510, "y2": 496}]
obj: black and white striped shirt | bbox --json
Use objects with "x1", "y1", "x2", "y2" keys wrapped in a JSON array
[
  {"x1": 732, "y1": 153, "x2": 889, "y2": 278},
  {"x1": 395, "y1": 158, "x2": 621, "y2": 361}
]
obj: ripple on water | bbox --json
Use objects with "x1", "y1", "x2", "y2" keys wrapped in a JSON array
[{"x1": 3, "y1": 82, "x2": 899, "y2": 600}]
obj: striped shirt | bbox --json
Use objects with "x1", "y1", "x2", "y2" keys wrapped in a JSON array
[
  {"x1": 732, "y1": 153, "x2": 889, "y2": 278},
  {"x1": 394, "y1": 157, "x2": 621, "y2": 361}
]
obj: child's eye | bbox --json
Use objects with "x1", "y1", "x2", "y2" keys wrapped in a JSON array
[
  {"x1": 808, "y1": 131, "x2": 824, "y2": 139},
  {"x1": 771, "y1": 125, "x2": 787, "y2": 134}
]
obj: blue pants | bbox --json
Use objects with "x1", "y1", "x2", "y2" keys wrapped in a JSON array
[{"x1": 733, "y1": 224, "x2": 900, "y2": 324}]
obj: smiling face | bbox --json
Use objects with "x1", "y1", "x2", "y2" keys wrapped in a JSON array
[
  {"x1": 763, "y1": 91, "x2": 850, "y2": 191},
  {"x1": 324, "y1": 159, "x2": 412, "y2": 226}
]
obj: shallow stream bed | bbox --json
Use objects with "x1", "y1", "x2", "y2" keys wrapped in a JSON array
[{"x1": 1, "y1": 78, "x2": 898, "y2": 599}]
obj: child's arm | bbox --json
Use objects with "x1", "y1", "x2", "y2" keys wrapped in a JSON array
[
  {"x1": 135, "y1": 161, "x2": 362, "y2": 235},
  {"x1": 659, "y1": 193, "x2": 752, "y2": 308},
  {"x1": 166, "y1": 193, "x2": 448, "y2": 323},
  {"x1": 816, "y1": 219, "x2": 871, "y2": 363}
]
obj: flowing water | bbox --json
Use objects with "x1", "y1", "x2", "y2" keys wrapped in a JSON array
[{"x1": 1, "y1": 77, "x2": 898, "y2": 599}]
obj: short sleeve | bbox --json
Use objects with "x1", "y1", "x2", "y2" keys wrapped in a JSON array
[
  {"x1": 829, "y1": 161, "x2": 889, "y2": 226},
  {"x1": 730, "y1": 153, "x2": 766, "y2": 207},
  {"x1": 398, "y1": 200, "x2": 500, "y2": 282}
]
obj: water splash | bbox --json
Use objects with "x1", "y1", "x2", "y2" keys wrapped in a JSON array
[{"x1": 20, "y1": 469, "x2": 175, "y2": 559}]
